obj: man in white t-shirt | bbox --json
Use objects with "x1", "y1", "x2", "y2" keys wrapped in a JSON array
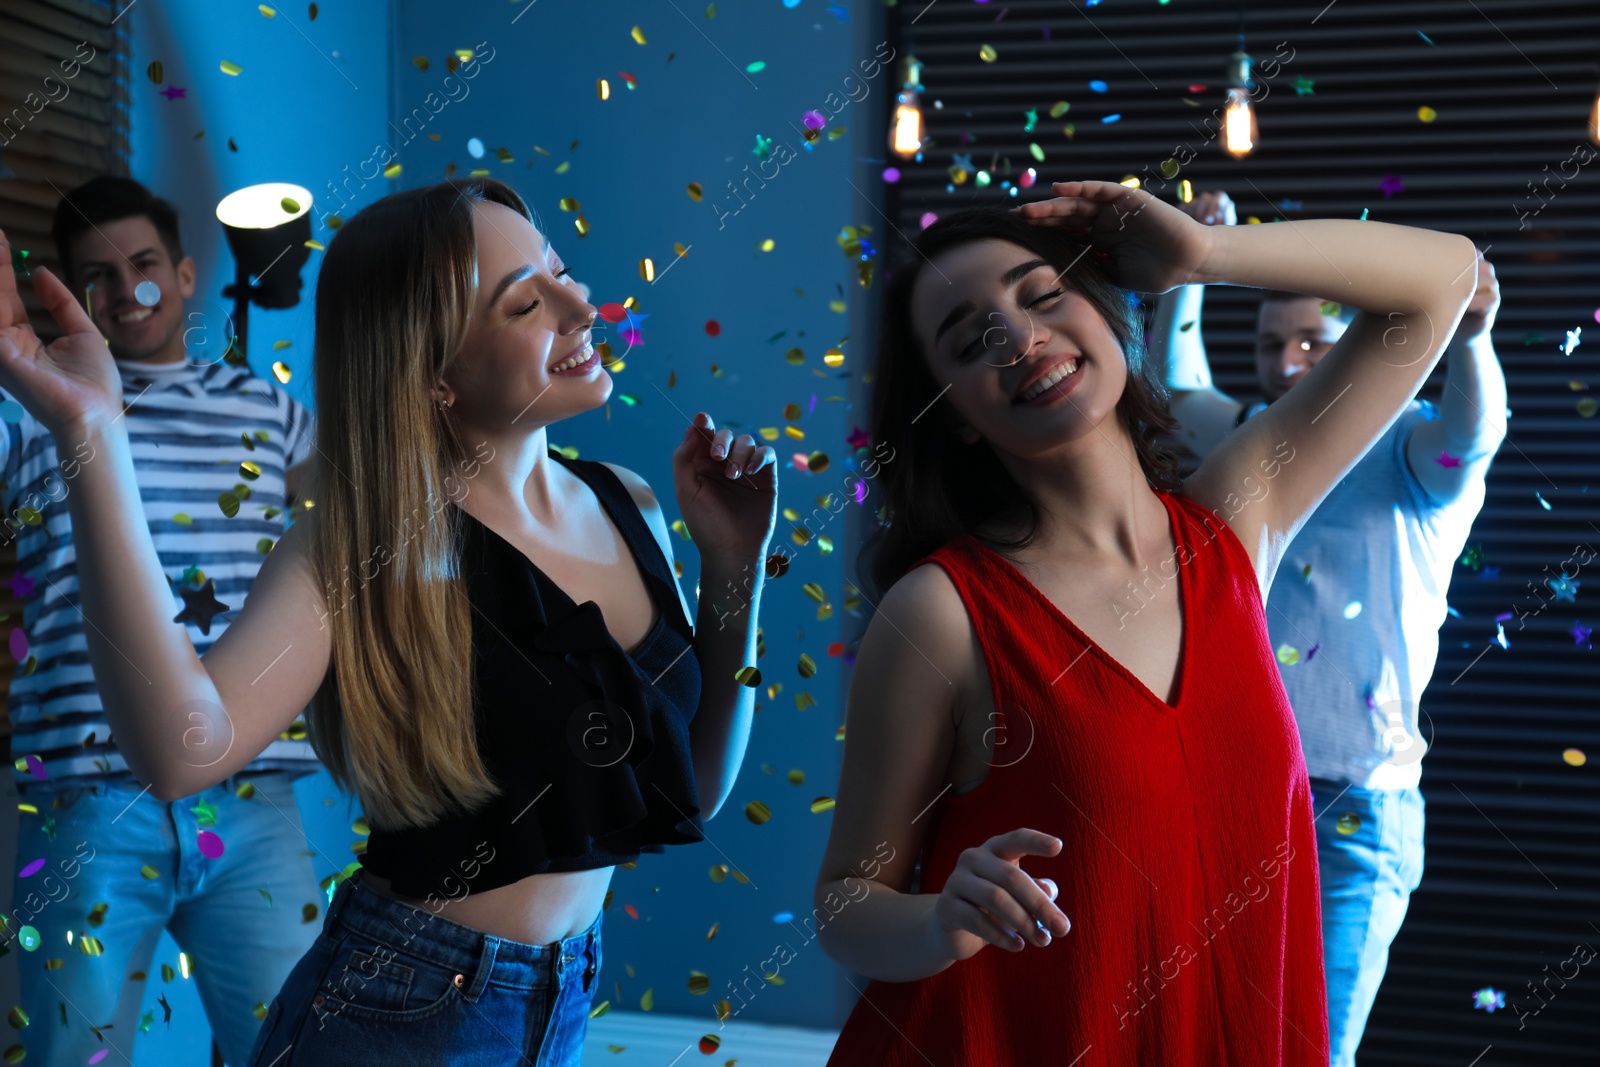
[{"x1": 1146, "y1": 190, "x2": 1506, "y2": 1067}]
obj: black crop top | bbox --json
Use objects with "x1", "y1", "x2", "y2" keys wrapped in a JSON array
[{"x1": 360, "y1": 449, "x2": 705, "y2": 899}]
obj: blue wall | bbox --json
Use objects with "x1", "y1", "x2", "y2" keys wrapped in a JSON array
[
  {"x1": 103, "y1": 0, "x2": 892, "y2": 1055},
  {"x1": 384, "y1": 0, "x2": 887, "y2": 1032}
]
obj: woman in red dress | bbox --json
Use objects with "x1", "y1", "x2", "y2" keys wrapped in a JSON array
[{"x1": 815, "y1": 181, "x2": 1477, "y2": 1065}]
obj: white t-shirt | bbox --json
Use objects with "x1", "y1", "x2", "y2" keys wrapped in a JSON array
[{"x1": 1260, "y1": 399, "x2": 1486, "y2": 790}]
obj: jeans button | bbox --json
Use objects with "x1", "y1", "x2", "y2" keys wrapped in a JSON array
[
  {"x1": 454, "y1": 973, "x2": 465, "y2": 988},
  {"x1": 312, "y1": 994, "x2": 325, "y2": 1007}
]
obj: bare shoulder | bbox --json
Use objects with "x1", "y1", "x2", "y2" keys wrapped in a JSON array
[
  {"x1": 599, "y1": 460, "x2": 672, "y2": 554},
  {"x1": 861, "y1": 560, "x2": 982, "y2": 710}
]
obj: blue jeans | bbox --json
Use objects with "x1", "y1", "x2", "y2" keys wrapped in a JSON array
[
  {"x1": 1308, "y1": 777, "x2": 1425, "y2": 1067},
  {"x1": 247, "y1": 872, "x2": 602, "y2": 1066},
  {"x1": 10, "y1": 770, "x2": 324, "y2": 1066}
]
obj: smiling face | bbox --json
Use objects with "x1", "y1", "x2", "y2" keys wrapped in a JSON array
[
  {"x1": 910, "y1": 238, "x2": 1129, "y2": 461},
  {"x1": 68, "y1": 216, "x2": 195, "y2": 363},
  {"x1": 440, "y1": 200, "x2": 604, "y2": 432},
  {"x1": 1255, "y1": 297, "x2": 1349, "y2": 402}
]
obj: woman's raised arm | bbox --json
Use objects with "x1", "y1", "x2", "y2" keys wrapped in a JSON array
[{"x1": 0, "y1": 229, "x2": 327, "y2": 800}]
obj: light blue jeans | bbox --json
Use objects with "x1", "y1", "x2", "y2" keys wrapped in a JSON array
[
  {"x1": 1308, "y1": 777, "x2": 1425, "y2": 1067},
  {"x1": 9, "y1": 771, "x2": 324, "y2": 1066}
]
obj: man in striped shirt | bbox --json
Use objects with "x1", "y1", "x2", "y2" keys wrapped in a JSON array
[{"x1": 0, "y1": 177, "x2": 326, "y2": 1065}]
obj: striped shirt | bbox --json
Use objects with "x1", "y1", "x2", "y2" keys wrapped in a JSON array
[{"x1": 0, "y1": 356, "x2": 322, "y2": 786}]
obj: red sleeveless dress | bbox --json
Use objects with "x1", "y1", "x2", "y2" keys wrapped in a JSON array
[{"x1": 827, "y1": 490, "x2": 1328, "y2": 1066}]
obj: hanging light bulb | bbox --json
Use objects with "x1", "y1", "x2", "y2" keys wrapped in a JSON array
[
  {"x1": 1590, "y1": 83, "x2": 1600, "y2": 145},
  {"x1": 1223, "y1": 48, "x2": 1257, "y2": 158},
  {"x1": 891, "y1": 55, "x2": 925, "y2": 159}
]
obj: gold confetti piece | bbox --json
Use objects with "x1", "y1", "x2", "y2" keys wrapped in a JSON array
[
  {"x1": 1578, "y1": 397, "x2": 1597, "y2": 418},
  {"x1": 17, "y1": 507, "x2": 40, "y2": 527},
  {"x1": 140, "y1": 865, "x2": 160, "y2": 880},
  {"x1": 302, "y1": 903, "x2": 319, "y2": 923},
  {"x1": 759, "y1": 238, "x2": 775, "y2": 252},
  {"x1": 640, "y1": 988, "x2": 654, "y2": 1011},
  {"x1": 77, "y1": 936, "x2": 103, "y2": 956},
  {"x1": 160, "y1": 963, "x2": 175, "y2": 982},
  {"x1": 730, "y1": 868, "x2": 750, "y2": 884},
  {"x1": 575, "y1": 215, "x2": 590, "y2": 237},
  {"x1": 1336, "y1": 813, "x2": 1361, "y2": 835},
  {"x1": 1276, "y1": 644, "x2": 1300, "y2": 666},
  {"x1": 412, "y1": 56, "x2": 430, "y2": 71},
  {"x1": 631, "y1": 25, "x2": 647, "y2": 44},
  {"x1": 787, "y1": 769, "x2": 804, "y2": 785},
  {"x1": 784, "y1": 348, "x2": 805, "y2": 366},
  {"x1": 801, "y1": 582, "x2": 826, "y2": 604},
  {"x1": 218, "y1": 492, "x2": 240, "y2": 518},
  {"x1": 309, "y1": 3, "x2": 318, "y2": 18},
  {"x1": 673, "y1": 242, "x2": 688, "y2": 257},
  {"x1": 705, "y1": 3, "x2": 716, "y2": 16},
  {"x1": 87, "y1": 904, "x2": 107, "y2": 928},
  {"x1": 2, "y1": 1043, "x2": 21, "y2": 1063},
  {"x1": 715, "y1": 999, "x2": 731, "y2": 1022},
  {"x1": 148, "y1": 60, "x2": 164, "y2": 84},
  {"x1": 598, "y1": 79, "x2": 610, "y2": 100},
  {"x1": 807, "y1": 451, "x2": 830, "y2": 473},
  {"x1": 1563, "y1": 747, "x2": 1586, "y2": 767},
  {"x1": 239, "y1": 461, "x2": 262, "y2": 482},
  {"x1": 639, "y1": 258, "x2": 655, "y2": 282},
  {"x1": 1049, "y1": 100, "x2": 1070, "y2": 118},
  {"x1": 795, "y1": 692, "x2": 817, "y2": 712},
  {"x1": 173, "y1": 513, "x2": 192, "y2": 526},
  {"x1": 272, "y1": 361, "x2": 291, "y2": 384},
  {"x1": 220, "y1": 60, "x2": 243, "y2": 76},
  {"x1": 43, "y1": 959, "x2": 64, "y2": 971},
  {"x1": 797, "y1": 653, "x2": 817, "y2": 679},
  {"x1": 7, "y1": 1007, "x2": 27, "y2": 1029},
  {"x1": 687, "y1": 182, "x2": 703, "y2": 202},
  {"x1": 823, "y1": 348, "x2": 845, "y2": 367},
  {"x1": 352, "y1": 817, "x2": 370, "y2": 835},
  {"x1": 687, "y1": 971, "x2": 710, "y2": 994},
  {"x1": 811, "y1": 796, "x2": 836, "y2": 813},
  {"x1": 784, "y1": 426, "x2": 804, "y2": 440},
  {"x1": 783, "y1": 402, "x2": 802, "y2": 420},
  {"x1": 710, "y1": 864, "x2": 728, "y2": 882},
  {"x1": 179, "y1": 952, "x2": 193, "y2": 978},
  {"x1": 1417, "y1": 106, "x2": 1437, "y2": 123},
  {"x1": 590, "y1": 1000, "x2": 611, "y2": 1018},
  {"x1": 1179, "y1": 180, "x2": 1193, "y2": 202},
  {"x1": 745, "y1": 801, "x2": 771, "y2": 825},
  {"x1": 979, "y1": 43, "x2": 997, "y2": 62},
  {"x1": 734, "y1": 665, "x2": 761, "y2": 687},
  {"x1": 15, "y1": 804, "x2": 35, "y2": 815},
  {"x1": 706, "y1": 921, "x2": 720, "y2": 940},
  {"x1": 328, "y1": 215, "x2": 343, "y2": 229},
  {"x1": 384, "y1": 163, "x2": 402, "y2": 179},
  {"x1": 236, "y1": 781, "x2": 255, "y2": 799},
  {"x1": 253, "y1": 1001, "x2": 269, "y2": 1020},
  {"x1": 559, "y1": 197, "x2": 580, "y2": 212},
  {"x1": 835, "y1": 724, "x2": 846, "y2": 741}
]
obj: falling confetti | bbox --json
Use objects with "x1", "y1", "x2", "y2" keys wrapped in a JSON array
[
  {"x1": 1563, "y1": 747, "x2": 1587, "y2": 766},
  {"x1": 1548, "y1": 575, "x2": 1578, "y2": 602},
  {"x1": 1563, "y1": 328, "x2": 1582, "y2": 356},
  {"x1": 1276, "y1": 644, "x2": 1300, "y2": 666},
  {"x1": 1472, "y1": 987, "x2": 1505, "y2": 1013},
  {"x1": 1344, "y1": 601, "x2": 1363, "y2": 619},
  {"x1": 1571, "y1": 621, "x2": 1592, "y2": 648},
  {"x1": 196, "y1": 830, "x2": 225, "y2": 858},
  {"x1": 1435, "y1": 450, "x2": 1460, "y2": 468},
  {"x1": 1335, "y1": 813, "x2": 1360, "y2": 835},
  {"x1": 1417, "y1": 106, "x2": 1437, "y2": 123},
  {"x1": 134, "y1": 281, "x2": 161, "y2": 306}
]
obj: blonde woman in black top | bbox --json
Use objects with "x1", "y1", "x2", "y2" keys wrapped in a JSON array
[{"x1": 0, "y1": 177, "x2": 777, "y2": 1065}]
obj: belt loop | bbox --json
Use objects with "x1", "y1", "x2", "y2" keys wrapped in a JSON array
[
  {"x1": 582, "y1": 928, "x2": 597, "y2": 992},
  {"x1": 460, "y1": 936, "x2": 498, "y2": 1003}
]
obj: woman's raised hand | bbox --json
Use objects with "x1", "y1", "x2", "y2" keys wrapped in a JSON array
[
  {"x1": 672, "y1": 411, "x2": 777, "y2": 564},
  {"x1": 1010, "y1": 180, "x2": 1215, "y2": 294},
  {"x1": 0, "y1": 227, "x2": 124, "y2": 438},
  {"x1": 931, "y1": 829, "x2": 1070, "y2": 962}
]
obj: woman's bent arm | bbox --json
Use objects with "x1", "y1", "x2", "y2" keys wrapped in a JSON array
[{"x1": 64, "y1": 420, "x2": 328, "y2": 800}]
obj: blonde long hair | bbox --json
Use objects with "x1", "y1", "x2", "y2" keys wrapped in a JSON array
[{"x1": 304, "y1": 177, "x2": 530, "y2": 829}]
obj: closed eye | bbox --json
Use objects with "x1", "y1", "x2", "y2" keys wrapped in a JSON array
[
  {"x1": 956, "y1": 288, "x2": 1066, "y2": 361},
  {"x1": 516, "y1": 267, "x2": 573, "y2": 315}
]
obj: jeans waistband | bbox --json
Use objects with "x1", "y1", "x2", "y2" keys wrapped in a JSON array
[{"x1": 329, "y1": 872, "x2": 602, "y2": 995}]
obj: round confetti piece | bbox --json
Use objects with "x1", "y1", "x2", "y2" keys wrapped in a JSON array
[
  {"x1": 1336, "y1": 812, "x2": 1361, "y2": 835},
  {"x1": 705, "y1": 320, "x2": 720, "y2": 337},
  {"x1": 16, "y1": 927, "x2": 38, "y2": 952},
  {"x1": 16, "y1": 858, "x2": 43, "y2": 879},
  {"x1": 882, "y1": 166, "x2": 901, "y2": 183},
  {"x1": 302, "y1": 902, "x2": 319, "y2": 923},
  {"x1": 597, "y1": 303, "x2": 628, "y2": 324},
  {"x1": 1344, "y1": 601, "x2": 1363, "y2": 619},
  {"x1": 197, "y1": 830, "x2": 225, "y2": 858},
  {"x1": 810, "y1": 796, "x2": 836, "y2": 813},
  {"x1": 787, "y1": 768, "x2": 804, "y2": 785},
  {"x1": 0, "y1": 400, "x2": 24, "y2": 423},
  {"x1": 5, "y1": 1006, "x2": 25, "y2": 1029},
  {"x1": 687, "y1": 181, "x2": 703, "y2": 202},
  {"x1": 467, "y1": 137, "x2": 484, "y2": 158},
  {"x1": 803, "y1": 109, "x2": 827, "y2": 129},
  {"x1": 3, "y1": 1045, "x2": 23, "y2": 1064},
  {"x1": 1276, "y1": 644, "x2": 1300, "y2": 666},
  {"x1": 745, "y1": 800, "x2": 771, "y2": 825},
  {"x1": 687, "y1": 971, "x2": 710, "y2": 994},
  {"x1": 698, "y1": 1035, "x2": 721, "y2": 1054},
  {"x1": 1089, "y1": 79, "x2": 1108, "y2": 92},
  {"x1": 709, "y1": 864, "x2": 728, "y2": 883},
  {"x1": 134, "y1": 280, "x2": 161, "y2": 307},
  {"x1": 978, "y1": 44, "x2": 997, "y2": 63},
  {"x1": 1579, "y1": 397, "x2": 1598, "y2": 418},
  {"x1": 1563, "y1": 747, "x2": 1586, "y2": 767},
  {"x1": 8, "y1": 630, "x2": 27, "y2": 663},
  {"x1": 1417, "y1": 106, "x2": 1437, "y2": 122},
  {"x1": 773, "y1": 911, "x2": 794, "y2": 923}
]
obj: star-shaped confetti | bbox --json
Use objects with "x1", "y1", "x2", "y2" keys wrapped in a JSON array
[
  {"x1": 158, "y1": 993, "x2": 173, "y2": 1027},
  {"x1": 752, "y1": 134, "x2": 774, "y2": 161},
  {"x1": 1472, "y1": 987, "x2": 1505, "y2": 1013},
  {"x1": 1435, "y1": 450, "x2": 1460, "y2": 468},
  {"x1": 1293, "y1": 75, "x2": 1315, "y2": 95},
  {"x1": 622, "y1": 308, "x2": 650, "y2": 332},
  {"x1": 3, "y1": 574, "x2": 34, "y2": 598},
  {"x1": 1571, "y1": 620, "x2": 1592, "y2": 647},
  {"x1": 1480, "y1": 566, "x2": 1500, "y2": 579},
  {"x1": 1459, "y1": 544, "x2": 1484, "y2": 570},
  {"x1": 159, "y1": 85, "x2": 187, "y2": 101},
  {"x1": 952, "y1": 151, "x2": 974, "y2": 173},
  {"x1": 847, "y1": 426, "x2": 870, "y2": 452},
  {"x1": 826, "y1": 1, "x2": 850, "y2": 20},
  {"x1": 190, "y1": 799, "x2": 218, "y2": 827},
  {"x1": 1494, "y1": 622, "x2": 1509, "y2": 650},
  {"x1": 139, "y1": 1009, "x2": 154, "y2": 1034},
  {"x1": 174, "y1": 579, "x2": 230, "y2": 636},
  {"x1": 1378, "y1": 174, "x2": 1405, "y2": 199},
  {"x1": 1562, "y1": 327, "x2": 1582, "y2": 356},
  {"x1": 1278, "y1": 198, "x2": 1303, "y2": 212},
  {"x1": 1548, "y1": 575, "x2": 1579, "y2": 603}
]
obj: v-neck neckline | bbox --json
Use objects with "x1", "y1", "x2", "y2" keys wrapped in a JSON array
[
  {"x1": 971, "y1": 489, "x2": 1192, "y2": 714},
  {"x1": 461, "y1": 452, "x2": 666, "y2": 661}
]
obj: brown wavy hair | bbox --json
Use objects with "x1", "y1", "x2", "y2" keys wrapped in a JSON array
[{"x1": 859, "y1": 207, "x2": 1181, "y2": 602}]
